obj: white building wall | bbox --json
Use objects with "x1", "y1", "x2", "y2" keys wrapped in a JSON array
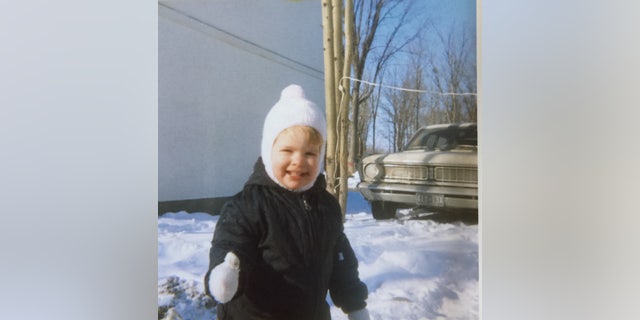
[{"x1": 159, "y1": 0, "x2": 325, "y2": 202}]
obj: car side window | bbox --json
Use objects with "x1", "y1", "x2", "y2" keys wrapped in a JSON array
[
  {"x1": 436, "y1": 135, "x2": 453, "y2": 150},
  {"x1": 425, "y1": 134, "x2": 438, "y2": 150},
  {"x1": 457, "y1": 127, "x2": 477, "y2": 146},
  {"x1": 406, "y1": 125, "x2": 478, "y2": 150}
]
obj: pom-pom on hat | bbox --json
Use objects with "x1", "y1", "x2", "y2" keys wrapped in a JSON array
[{"x1": 261, "y1": 84, "x2": 327, "y2": 192}]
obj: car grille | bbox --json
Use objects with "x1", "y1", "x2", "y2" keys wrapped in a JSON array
[
  {"x1": 434, "y1": 167, "x2": 477, "y2": 183},
  {"x1": 382, "y1": 165, "x2": 477, "y2": 184},
  {"x1": 384, "y1": 165, "x2": 429, "y2": 180}
]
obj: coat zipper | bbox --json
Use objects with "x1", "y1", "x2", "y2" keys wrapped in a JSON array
[
  {"x1": 295, "y1": 192, "x2": 324, "y2": 319},
  {"x1": 298, "y1": 192, "x2": 323, "y2": 319},
  {"x1": 298, "y1": 193, "x2": 315, "y2": 261},
  {"x1": 301, "y1": 195, "x2": 312, "y2": 211}
]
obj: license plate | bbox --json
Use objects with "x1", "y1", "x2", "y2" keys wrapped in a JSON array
[{"x1": 417, "y1": 193, "x2": 445, "y2": 207}]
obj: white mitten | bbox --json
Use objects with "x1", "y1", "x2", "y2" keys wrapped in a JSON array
[
  {"x1": 348, "y1": 308, "x2": 370, "y2": 320},
  {"x1": 208, "y1": 251, "x2": 240, "y2": 303}
]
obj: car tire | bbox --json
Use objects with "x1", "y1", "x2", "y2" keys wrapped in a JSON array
[{"x1": 371, "y1": 201, "x2": 398, "y2": 220}]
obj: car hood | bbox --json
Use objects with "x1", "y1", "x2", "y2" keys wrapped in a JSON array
[{"x1": 362, "y1": 149, "x2": 477, "y2": 167}]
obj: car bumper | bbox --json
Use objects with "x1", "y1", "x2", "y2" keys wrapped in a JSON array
[{"x1": 357, "y1": 181, "x2": 478, "y2": 211}]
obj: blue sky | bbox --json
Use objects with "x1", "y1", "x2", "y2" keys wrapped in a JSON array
[
  {"x1": 365, "y1": 0, "x2": 477, "y2": 152},
  {"x1": 422, "y1": 0, "x2": 476, "y2": 30}
]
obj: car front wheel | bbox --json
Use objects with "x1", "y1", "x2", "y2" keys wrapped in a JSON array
[{"x1": 370, "y1": 201, "x2": 399, "y2": 220}]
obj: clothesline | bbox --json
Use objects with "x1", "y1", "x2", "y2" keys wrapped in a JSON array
[{"x1": 339, "y1": 76, "x2": 477, "y2": 96}]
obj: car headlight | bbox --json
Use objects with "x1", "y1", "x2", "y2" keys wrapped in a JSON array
[{"x1": 363, "y1": 163, "x2": 384, "y2": 180}]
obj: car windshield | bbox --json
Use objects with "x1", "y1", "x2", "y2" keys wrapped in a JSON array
[{"x1": 405, "y1": 125, "x2": 477, "y2": 151}]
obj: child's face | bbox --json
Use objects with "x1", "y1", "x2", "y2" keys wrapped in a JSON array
[{"x1": 271, "y1": 129, "x2": 321, "y2": 190}]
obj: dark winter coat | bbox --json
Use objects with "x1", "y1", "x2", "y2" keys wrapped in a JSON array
[{"x1": 205, "y1": 158, "x2": 368, "y2": 320}]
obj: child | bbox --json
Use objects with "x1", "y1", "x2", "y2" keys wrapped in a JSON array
[{"x1": 204, "y1": 85, "x2": 370, "y2": 320}]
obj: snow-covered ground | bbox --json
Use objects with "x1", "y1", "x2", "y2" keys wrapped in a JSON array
[{"x1": 158, "y1": 185, "x2": 478, "y2": 320}]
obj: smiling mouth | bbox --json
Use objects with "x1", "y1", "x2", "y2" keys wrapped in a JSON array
[{"x1": 287, "y1": 171, "x2": 308, "y2": 179}]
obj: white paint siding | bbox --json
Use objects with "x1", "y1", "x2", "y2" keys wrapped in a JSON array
[{"x1": 159, "y1": 0, "x2": 325, "y2": 201}]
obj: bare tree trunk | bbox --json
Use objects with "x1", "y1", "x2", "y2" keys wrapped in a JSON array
[
  {"x1": 371, "y1": 82, "x2": 382, "y2": 153},
  {"x1": 322, "y1": 0, "x2": 355, "y2": 219},
  {"x1": 321, "y1": 0, "x2": 338, "y2": 196},
  {"x1": 347, "y1": 89, "x2": 359, "y2": 175},
  {"x1": 336, "y1": 0, "x2": 354, "y2": 218},
  {"x1": 332, "y1": 0, "x2": 345, "y2": 217},
  {"x1": 332, "y1": 0, "x2": 344, "y2": 121}
]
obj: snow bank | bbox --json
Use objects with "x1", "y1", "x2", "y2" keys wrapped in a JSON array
[{"x1": 158, "y1": 195, "x2": 478, "y2": 320}]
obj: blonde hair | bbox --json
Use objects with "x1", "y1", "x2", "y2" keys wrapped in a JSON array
[{"x1": 277, "y1": 126, "x2": 324, "y2": 151}]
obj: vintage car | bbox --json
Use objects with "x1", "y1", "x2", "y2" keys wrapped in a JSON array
[{"x1": 357, "y1": 123, "x2": 478, "y2": 219}]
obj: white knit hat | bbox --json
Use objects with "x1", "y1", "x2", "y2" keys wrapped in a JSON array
[{"x1": 261, "y1": 84, "x2": 327, "y2": 192}]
